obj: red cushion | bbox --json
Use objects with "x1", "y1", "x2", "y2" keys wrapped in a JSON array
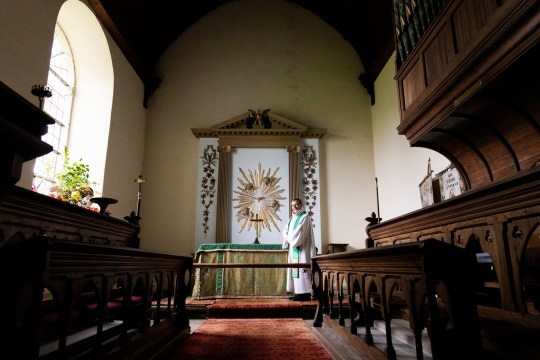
[
  {"x1": 84, "y1": 302, "x2": 122, "y2": 310},
  {"x1": 107, "y1": 301, "x2": 122, "y2": 310},
  {"x1": 84, "y1": 303, "x2": 98, "y2": 310},
  {"x1": 112, "y1": 295, "x2": 142, "y2": 303}
]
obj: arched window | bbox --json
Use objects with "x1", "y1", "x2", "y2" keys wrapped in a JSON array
[
  {"x1": 32, "y1": 0, "x2": 114, "y2": 200},
  {"x1": 32, "y1": 25, "x2": 74, "y2": 195}
]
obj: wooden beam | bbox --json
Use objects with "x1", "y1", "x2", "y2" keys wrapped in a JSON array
[{"x1": 86, "y1": 0, "x2": 151, "y2": 86}]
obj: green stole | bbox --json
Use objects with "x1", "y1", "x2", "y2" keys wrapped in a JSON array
[{"x1": 287, "y1": 211, "x2": 306, "y2": 278}]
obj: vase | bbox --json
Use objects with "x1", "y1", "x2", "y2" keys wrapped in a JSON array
[{"x1": 90, "y1": 197, "x2": 118, "y2": 215}]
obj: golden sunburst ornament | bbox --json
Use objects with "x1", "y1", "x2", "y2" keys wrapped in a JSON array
[{"x1": 233, "y1": 163, "x2": 286, "y2": 239}]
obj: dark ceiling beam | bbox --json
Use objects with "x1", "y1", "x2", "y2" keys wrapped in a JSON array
[
  {"x1": 359, "y1": 38, "x2": 394, "y2": 106},
  {"x1": 87, "y1": 0, "x2": 153, "y2": 106},
  {"x1": 291, "y1": 0, "x2": 394, "y2": 105},
  {"x1": 358, "y1": 28, "x2": 394, "y2": 105}
]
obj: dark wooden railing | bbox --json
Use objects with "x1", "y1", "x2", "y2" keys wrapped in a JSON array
[
  {"x1": 311, "y1": 239, "x2": 483, "y2": 360},
  {"x1": 1, "y1": 238, "x2": 192, "y2": 360},
  {"x1": 0, "y1": 185, "x2": 141, "y2": 248}
]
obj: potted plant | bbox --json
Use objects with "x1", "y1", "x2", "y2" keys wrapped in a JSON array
[{"x1": 49, "y1": 147, "x2": 98, "y2": 211}]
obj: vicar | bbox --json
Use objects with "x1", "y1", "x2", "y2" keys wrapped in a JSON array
[{"x1": 282, "y1": 198, "x2": 316, "y2": 301}]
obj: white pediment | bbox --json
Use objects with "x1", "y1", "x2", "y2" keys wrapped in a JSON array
[{"x1": 191, "y1": 110, "x2": 326, "y2": 139}]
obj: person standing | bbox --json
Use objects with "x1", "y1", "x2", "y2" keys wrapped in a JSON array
[{"x1": 282, "y1": 198, "x2": 316, "y2": 301}]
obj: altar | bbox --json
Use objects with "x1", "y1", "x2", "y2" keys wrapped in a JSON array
[{"x1": 192, "y1": 244, "x2": 288, "y2": 299}]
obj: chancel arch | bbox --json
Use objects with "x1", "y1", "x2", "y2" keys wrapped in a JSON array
[{"x1": 192, "y1": 110, "x2": 326, "y2": 252}]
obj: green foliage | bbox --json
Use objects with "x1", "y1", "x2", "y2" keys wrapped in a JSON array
[
  {"x1": 52, "y1": 147, "x2": 94, "y2": 205},
  {"x1": 57, "y1": 147, "x2": 90, "y2": 193}
]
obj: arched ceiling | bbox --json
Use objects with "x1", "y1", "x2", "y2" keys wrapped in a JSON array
[{"x1": 87, "y1": 0, "x2": 395, "y2": 104}]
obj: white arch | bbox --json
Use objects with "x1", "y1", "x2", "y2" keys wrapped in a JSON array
[{"x1": 57, "y1": 0, "x2": 114, "y2": 192}]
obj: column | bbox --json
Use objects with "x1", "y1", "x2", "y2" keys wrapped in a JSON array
[
  {"x1": 215, "y1": 146, "x2": 231, "y2": 243},
  {"x1": 287, "y1": 145, "x2": 301, "y2": 210}
]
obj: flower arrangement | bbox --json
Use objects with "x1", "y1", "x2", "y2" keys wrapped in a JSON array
[{"x1": 49, "y1": 148, "x2": 99, "y2": 211}]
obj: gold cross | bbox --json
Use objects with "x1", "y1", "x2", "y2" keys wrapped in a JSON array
[{"x1": 250, "y1": 213, "x2": 264, "y2": 244}]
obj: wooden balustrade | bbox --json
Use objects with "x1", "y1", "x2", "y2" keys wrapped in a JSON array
[
  {"x1": 1, "y1": 238, "x2": 192, "y2": 360},
  {"x1": 311, "y1": 239, "x2": 483, "y2": 360}
]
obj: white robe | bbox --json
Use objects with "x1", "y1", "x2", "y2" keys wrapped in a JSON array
[{"x1": 282, "y1": 211, "x2": 316, "y2": 294}]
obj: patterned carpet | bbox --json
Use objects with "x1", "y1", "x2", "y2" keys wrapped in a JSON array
[
  {"x1": 206, "y1": 298, "x2": 305, "y2": 318},
  {"x1": 165, "y1": 318, "x2": 333, "y2": 360}
]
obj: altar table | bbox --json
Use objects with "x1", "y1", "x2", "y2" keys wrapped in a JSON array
[{"x1": 192, "y1": 244, "x2": 288, "y2": 299}]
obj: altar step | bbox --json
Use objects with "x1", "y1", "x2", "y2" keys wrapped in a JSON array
[{"x1": 186, "y1": 298, "x2": 318, "y2": 319}]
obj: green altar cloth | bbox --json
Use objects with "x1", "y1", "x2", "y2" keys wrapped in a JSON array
[{"x1": 192, "y1": 243, "x2": 288, "y2": 299}]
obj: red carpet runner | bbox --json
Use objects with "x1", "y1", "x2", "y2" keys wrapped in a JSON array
[
  {"x1": 206, "y1": 299, "x2": 304, "y2": 318},
  {"x1": 166, "y1": 318, "x2": 333, "y2": 360}
]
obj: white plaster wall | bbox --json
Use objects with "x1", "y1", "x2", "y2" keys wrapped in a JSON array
[
  {"x1": 100, "y1": 28, "x2": 147, "y2": 220},
  {"x1": 371, "y1": 53, "x2": 450, "y2": 221},
  {"x1": 142, "y1": 0, "x2": 377, "y2": 255},
  {"x1": 0, "y1": 0, "x2": 61, "y2": 101},
  {"x1": 0, "y1": 0, "x2": 64, "y2": 187}
]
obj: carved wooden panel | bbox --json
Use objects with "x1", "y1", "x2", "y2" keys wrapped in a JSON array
[
  {"x1": 402, "y1": 59, "x2": 425, "y2": 110},
  {"x1": 453, "y1": 0, "x2": 499, "y2": 52},
  {"x1": 423, "y1": 21, "x2": 455, "y2": 87}
]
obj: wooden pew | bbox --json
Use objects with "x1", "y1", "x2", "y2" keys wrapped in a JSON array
[
  {"x1": 367, "y1": 169, "x2": 540, "y2": 358},
  {"x1": 312, "y1": 239, "x2": 483, "y2": 360},
  {"x1": 1, "y1": 237, "x2": 193, "y2": 360}
]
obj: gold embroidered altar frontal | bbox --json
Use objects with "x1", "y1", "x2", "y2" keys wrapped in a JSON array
[{"x1": 192, "y1": 244, "x2": 288, "y2": 299}]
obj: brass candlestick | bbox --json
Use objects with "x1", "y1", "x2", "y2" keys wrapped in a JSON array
[
  {"x1": 124, "y1": 175, "x2": 145, "y2": 224},
  {"x1": 134, "y1": 174, "x2": 145, "y2": 217},
  {"x1": 31, "y1": 84, "x2": 52, "y2": 110}
]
